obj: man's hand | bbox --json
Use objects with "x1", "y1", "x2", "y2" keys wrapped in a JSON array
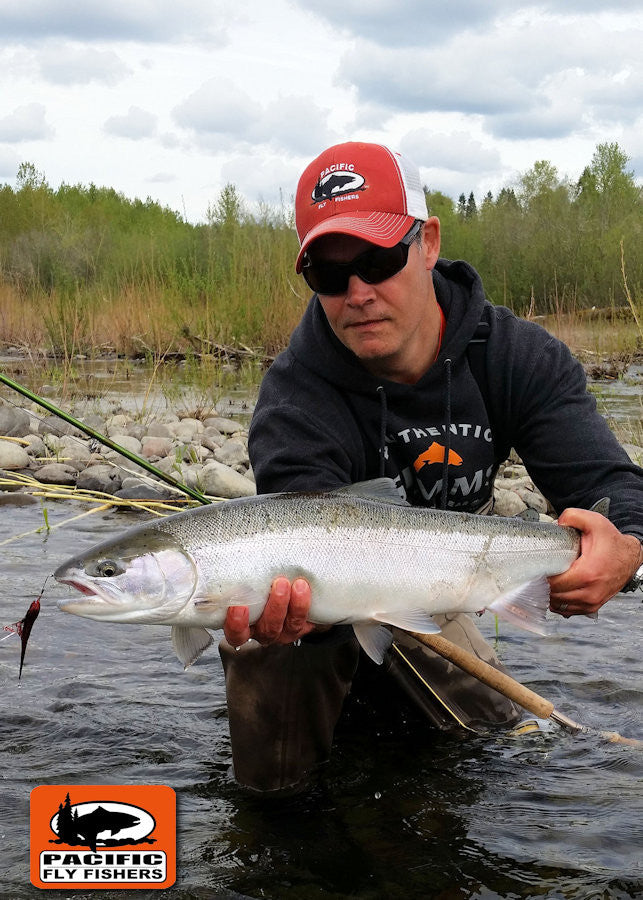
[
  {"x1": 548, "y1": 507, "x2": 643, "y2": 617},
  {"x1": 223, "y1": 576, "x2": 318, "y2": 647}
]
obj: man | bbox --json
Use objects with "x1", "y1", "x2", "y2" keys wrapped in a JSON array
[{"x1": 219, "y1": 141, "x2": 643, "y2": 792}]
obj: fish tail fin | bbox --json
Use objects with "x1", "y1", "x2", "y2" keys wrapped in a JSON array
[{"x1": 488, "y1": 575, "x2": 550, "y2": 635}]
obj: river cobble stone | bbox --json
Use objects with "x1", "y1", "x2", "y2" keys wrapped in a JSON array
[{"x1": 2, "y1": 401, "x2": 640, "y2": 510}]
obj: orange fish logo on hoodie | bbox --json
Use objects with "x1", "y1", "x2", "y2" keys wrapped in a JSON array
[{"x1": 413, "y1": 441, "x2": 463, "y2": 472}]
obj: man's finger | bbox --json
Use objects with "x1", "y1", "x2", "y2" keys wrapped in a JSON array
[
  {"x1": 252, "y1": 576, "x2": 291, "y2": 644},
  {"x1": 281, "y1": 578, "x2": 312, "y2": 639},
  {"x1": 224, "y1": 605, "x2": 250, "y2": 647}
]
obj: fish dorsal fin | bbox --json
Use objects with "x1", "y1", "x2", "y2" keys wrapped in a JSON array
[
  {"x1": 333, "y1": 478, "x2": 409, "y2": 506},
  {"x1": 589, "y1": 497, "x2": 610, "y2": 519},
  {"x1": 171, "y1": 625, "x2": 213, "y2": 669}
]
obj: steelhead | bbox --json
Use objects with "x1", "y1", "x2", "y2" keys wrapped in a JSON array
[{"x1": 55, "y1": 479, "x2": 580, "y2": 667}]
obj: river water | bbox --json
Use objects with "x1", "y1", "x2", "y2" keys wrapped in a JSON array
[{"x1": 1, "y1": 362, "x2": 642, "y2": 899}]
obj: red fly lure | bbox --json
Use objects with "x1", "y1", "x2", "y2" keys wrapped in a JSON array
[{"x1": 3, "y1": 578, "x2": 46, "y2": 679}]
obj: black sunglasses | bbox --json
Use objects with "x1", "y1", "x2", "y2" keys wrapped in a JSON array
[{"x1": 301, "y1": 220, "x2": 423, "y2": 296}]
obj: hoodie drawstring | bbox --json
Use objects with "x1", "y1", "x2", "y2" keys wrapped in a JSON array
[
  {"x1": 440, "y1": 358, "x2": 452, "y2": 510},
  {"x1": 376, "y1": 385, "x2": 388, "y2": 477}
]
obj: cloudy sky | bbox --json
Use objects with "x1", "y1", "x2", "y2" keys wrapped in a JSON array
[{"x1": 1, "y1": 0, "x2": 641, "y2": 223}]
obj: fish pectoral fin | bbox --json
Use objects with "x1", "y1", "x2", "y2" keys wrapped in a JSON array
[
  {"x1": 195, "y1": 586, "x2": 266, "y2": 621},
  {"x1": 371, "y1": 609, "x2": 442, "y2": 634},
  {"x1": 488, "y1": 576, "x2": 550, "y2": 635},
  {"x1": 171, "y1": 625, "x2": 213, "y2": 669},
  {"x1": 352, "y1": 622, "x2": 394, "y2": 664}
]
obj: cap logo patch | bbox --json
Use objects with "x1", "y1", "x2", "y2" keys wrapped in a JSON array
[{"x1": 312, "y1": 167, "x2": 366, "y2": 204}]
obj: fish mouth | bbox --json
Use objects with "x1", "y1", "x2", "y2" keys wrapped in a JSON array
[
  {"x1": 56, "y1": 575, "x2": 123, "y2": 613},
  {"x1": 58, "y1": 578, "x2": 97, "y2": 597}
]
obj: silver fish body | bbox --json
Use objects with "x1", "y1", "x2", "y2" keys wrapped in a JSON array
[{"x1": 55, "y1": 480, "x2": 580, "y2": 666}]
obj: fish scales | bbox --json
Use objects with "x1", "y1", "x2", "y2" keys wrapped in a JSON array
[{"x1": 55, "y1": 480, "x2": 581, "y2": 665}]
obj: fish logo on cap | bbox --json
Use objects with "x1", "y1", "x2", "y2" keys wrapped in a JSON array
[{"x1": 311, "y1": 170, "x2": 366, "y2": 204}]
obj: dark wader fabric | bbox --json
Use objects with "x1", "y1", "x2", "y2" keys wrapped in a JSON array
[{"x1": 219, "y1": 614, "x2": 520, "y2": 793}]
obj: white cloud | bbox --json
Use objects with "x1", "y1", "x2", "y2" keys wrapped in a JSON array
[
  {"x1": 0, "y1": 0, "x2": 231, "y2": 44},
  {"x1": 104, "y1": 106, "x2": 157, "y2": 139},
  {"x1": 0, "y1": 103, "x2": 53, "y2": 142},
  {"x1": 336, "y1": 9, "x2": 643, "y2": 144},
  {"x1": 400, "y1": 130, "x2": 502, "y2": 174},
  {"x1": 173, "y1": 78, "x2": 337, "y2": 155},
  {"x1": 173, "y1": 78, "x2": 262, "y2": 142},
  {"x1": 297, "y1": 0, "x2": 514, "y2": 47},
  {"x1": 38, "y1": 44, "x2": 130, "y2": 85}
]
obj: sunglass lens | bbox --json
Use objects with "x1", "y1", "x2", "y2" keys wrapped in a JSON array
[
  {"x1": 302, "y1": 261, "x2": 348, "y2": 295},
  {"x1": 357, "y1": 245, "x2": 405, "y2": 284}
]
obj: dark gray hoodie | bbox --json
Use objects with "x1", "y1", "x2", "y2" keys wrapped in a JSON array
[{"x1": 249, "y1": 259, "x2": 643, "y2": 539}]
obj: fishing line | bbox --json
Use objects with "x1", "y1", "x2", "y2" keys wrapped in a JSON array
[{"x1": 0, "y1": 371, "x2": 211, "y2": 505}]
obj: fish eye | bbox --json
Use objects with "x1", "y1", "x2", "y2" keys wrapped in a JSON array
[{"x1": 88, "y1": 559, "x2": 125, "y2": 578}]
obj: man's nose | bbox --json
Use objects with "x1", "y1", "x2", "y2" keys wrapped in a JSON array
[{"x1": 345, "y1": 273, "x2": 374, "y2": 306}]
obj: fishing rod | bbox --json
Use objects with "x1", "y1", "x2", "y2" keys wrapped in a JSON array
[
  {"x1": 0, "y1": 371, "x2": 211, "y2": 506},
  {"x1": 410, "y1": 631, "x2": 642, "y2": 748}
]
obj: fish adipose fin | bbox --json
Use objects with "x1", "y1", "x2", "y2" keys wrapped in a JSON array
[
  {"x1": 488, "y1": 576, "x2": 550, "y2": 635},
  {"x1": 334, "y1": 478, "x2": 410, "y2": 506},
  {"x1": 352, "y1": 622, "x2": 394, "y2": 664},
  {"x1": 372, "y1": 609, "x2": 442, "y2": 634},
  {"x1": 171, "y1": 625, "x2": 213, "y2": 669}
]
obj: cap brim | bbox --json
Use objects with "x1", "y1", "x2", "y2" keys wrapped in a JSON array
[{"x1": 295, "y1": 211, "x2": 416, "y2": 273}]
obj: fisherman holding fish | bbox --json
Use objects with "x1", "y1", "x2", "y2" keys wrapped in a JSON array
[{"x1": 220, "y1": 142, "x2": 643, "y2": 792}]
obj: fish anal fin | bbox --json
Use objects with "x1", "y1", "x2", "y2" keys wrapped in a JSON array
[
  {"x1": 353, "y1": 622, "x2": 394, "y2": 664},
  {"x1": 488, "y1": 576, "x2": 550, "y2": 635},
  {"x1": 171, "y1": 625, "x2": 213, "y2": 669},
  {"x1": 372, "y1": 609, "x2": 442, "y2": 634}
]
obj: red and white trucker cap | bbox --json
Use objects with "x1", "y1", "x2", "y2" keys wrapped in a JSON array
[{"x1": 295, "y1": 141, "x2": 428, "y2": 272}]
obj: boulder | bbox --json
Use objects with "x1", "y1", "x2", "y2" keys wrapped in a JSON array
[
  {"x1": 201, "y1": 461, "x2": 256, "y2": 499},
  {"x1": 0, "y1": 405, "x2": 31, "y2": 437},
  {"x1": 22, "y1": 434, "x2": 47, "y2": 458},
  {"x1": 76, "y1": 465, "x2": 123, "y2": 494},
  {"x1": 203, "y1": 416, "x2": 244, "y2": 435},
  {"x1": 114, "y1": 478, "x2": 177, "y2": 502},
  {"x1": 141, "y1": 436, "x2": 174, "y2": 459},
  {"x1": 37, "y1": 415, "x2": 84, "y2": 438},
  {"x1": 33, "y1": 463, "x2": 78, "y2": 486},
  {"x1": 146, "y1": 421, "x2": 174, "y2": 439},
  {"x1": 0, "y1": 439, "x2": 30, "y2": 470},
  {"x1": 214, "y1": 438, "x2": 249, "y2": 468},
  {"x1": 493, "y1": 488, "x2": 527, "y2": 518}
]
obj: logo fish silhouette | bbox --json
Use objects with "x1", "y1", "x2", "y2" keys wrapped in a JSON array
[{"x1": 413, "y1": 442, "x2": 463, "y2": 472}]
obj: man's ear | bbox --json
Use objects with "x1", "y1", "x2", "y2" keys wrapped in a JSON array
[{"x1": 421, "y1": 217, "x2": 441, "y2": 270}]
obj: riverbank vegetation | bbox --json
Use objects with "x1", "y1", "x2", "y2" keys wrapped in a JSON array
[{"x1": 0, "y1": 142, "x2": 641, "y2": 360}]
